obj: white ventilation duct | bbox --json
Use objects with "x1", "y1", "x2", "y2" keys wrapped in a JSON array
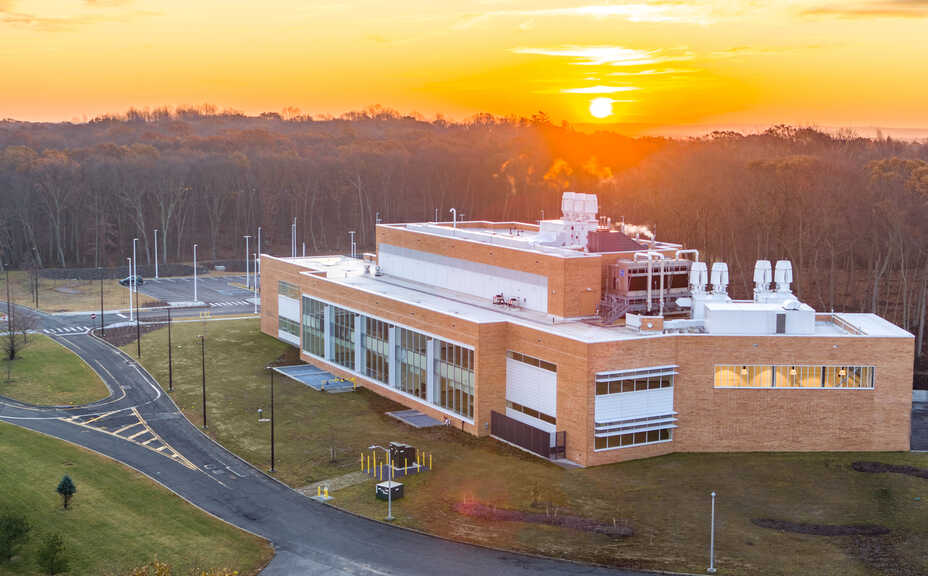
[
  {"x1": 710, "y1": 262, "x2": 729, "y2": 296},
  {"x1": 689, "y1": 261, "x2": 708, "y2": 293},
  {"x1": 775, "y1": 260, "x2": 793, "y2": 293},
  {"x1": 753, "y1": 260, "x2": 772, "y2": 301}
]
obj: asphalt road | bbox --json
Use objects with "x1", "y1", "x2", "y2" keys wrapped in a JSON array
[{"x1": 0, "y1": 308, "x2": 648, "y2": 576}]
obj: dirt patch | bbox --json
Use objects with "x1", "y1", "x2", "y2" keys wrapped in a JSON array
[
  {"x1": 751, "y1": 518, "x2": 890, "y2": 536},
  {"x1": 852, "y1": 461, "x2": 928, "y2": 479},
  {"x1": 94, "y1": 322, "x2": 164, "y2": 348},
  {"x1": 455, "y1": 501, "x2": 633, "y2": 538}
]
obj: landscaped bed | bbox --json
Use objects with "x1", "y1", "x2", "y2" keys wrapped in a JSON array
[
  {"x1": 1, "y1": 334, "x2": 109, "y2": 405},
  {"x1": 123, "y1": 318, "x2": 928, "y2": 576}
]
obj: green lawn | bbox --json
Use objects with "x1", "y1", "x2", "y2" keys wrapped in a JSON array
[
  {"x1": 0, "y1": 421, "x2": 272, "y2": 575},
  {"x1": 125, "y1": 319, "x2": 928, "y2": 576},
  {"x1": 1, "y1": 334, "x2": 110, "y2": 405}
]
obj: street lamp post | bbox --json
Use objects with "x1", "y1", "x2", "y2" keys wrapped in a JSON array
[
  {"x1": 99, "y1": 267, "x2": 105, "y2": 337},
  {"x1": 132, "y1": 237, "x2": 138, "y2": 292},
  {"x1": 154, "y1": 229, "x2": 159, "y2": 279},
  {"x1": 135, "y1": 284, "x2": 141, "y2": 358},
  {"x1": 243, "y1": 235, "x2": 252, "y2": 289},
  {"x1": 167, "y1": 308, "x2": 173, "y2": 392},
  {"x1": 193, "y1": 244, "x2": 198, "y2": 303},
  {"x1": 127, "y1": 257, "x2": 134, "y2": 323},
  {"x1": 269, "y1": 368, "x2": 275, "y2": 472},
  {"x1": 708, "y1": 491, "x2": 717, "y2": 574},
  {"x1": 253, "y1": 253, "x2": 259, "y2": 315},
  {"x1": 198, "y1": 334, "x2": 206, "y2": 428},
  {"x1": 369, "y1": 445, "x2": 394, "y2": 521},
  {"x1": 256, "y1": 226, "x2": 262, "y2": 291}
]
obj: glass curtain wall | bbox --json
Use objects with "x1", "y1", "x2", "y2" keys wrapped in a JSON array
[
  {"x1": 331, "y1": 306, "x2": 357, "y2": 369},
  {"x1": 397, "y1": 328, "x2": 428, "y2": 399},
  {"x1": 439, "y1": 342, "x2": 474, "y2": 419},
  {"x1": 302, "y1": 296, "x2": 325, "y2": 357},
  {"x1": 364, "y1": 317, "x2": 390, "y2": 384}
]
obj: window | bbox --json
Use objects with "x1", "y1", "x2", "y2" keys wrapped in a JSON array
[
  {"x1": 438, "y1": 341, "x2": 474, "y2": 419},
  {"x1": 279, "y1": 317, "x2": 300, "y2": 338},
  {"x1": 278, "y1": 281, "x2": 300, "y2": 300},
  {"x1": 331, "y1": 306, "x2": 357, "y2": 369},
  {"x1": 301, "y1": 297, "x2": 325, "y2": 357},
  {"x1": 507, "y1": 351, "x2": 556, "y2": 373},
  {"x1": 364, "y1": 317, "x2": 391, "y2": 384},
  {"x1": 714, "y1": 365, "x2": 874, "y2": 389},
  {"x1": 595, "y1": 368, "x2": 674, "y2": 396},
  {"x1": 595, "y1": 428, "x2": 671, "y2": 450},
  {"x1": 506, "y1": 400, "x2": 556, "y2": 425},
  {"x1": 396, "y1": 327, "x2": 428, "y2": 400}
]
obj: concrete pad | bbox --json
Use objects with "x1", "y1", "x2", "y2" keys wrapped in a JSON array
[{"x1": 387, "y1": 409, "x2": 444, "y2": 429}]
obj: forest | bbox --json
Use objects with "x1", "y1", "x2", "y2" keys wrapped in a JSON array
[{"x1": 0, "y1": 106, "x2": 926, "y2": 367}]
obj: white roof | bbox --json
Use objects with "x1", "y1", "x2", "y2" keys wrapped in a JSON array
[{"x1": 269, "y1": 255, "x2": 912, "y2": 343}]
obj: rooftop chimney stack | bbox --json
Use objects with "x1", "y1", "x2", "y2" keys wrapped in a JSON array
[
  {"x1": 710, "y1": 262, "x2": 729, "y2": 296},
  {"x1": 753, "y1": 260, "x2": 772, "y2": 301},
  {"x1": 775, "y1": 260, "x2": 793, "y2": 294},
  {"x1": 690, "y1": 261, "x2": 708, "y2": 294}
]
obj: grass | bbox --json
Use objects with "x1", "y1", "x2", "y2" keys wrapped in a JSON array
[
  {"x1": 1, "y1": 334, "x2": 109, "y2": 405},
  {"x1": 125, "y1": 319, "x2": 928, "y2": 576},
  {"x1": 0, "y1": 420, "x2": 272, "y2": 575},
  {"x1": 1, "y1": 270, "x2": 158, "y2": 313}
]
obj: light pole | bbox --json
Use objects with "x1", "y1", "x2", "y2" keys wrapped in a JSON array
[
  {"x1": 167, "y1": 308, "x2": 173, "y2": 392},
  {"x1": 708, "y1": 491, "x2": 717, "y2": 574},
  {"x1": 127, "y1": 257, "x2": 134, "y2": 322},
  {"x1": 266, "y1": 366, "x2": 276, "y2": 472},
  {"x1": 243, "y1": 235, "x2": 252, "y2": 289},
  {"x1": 291, "y1": 217, "x2": 296, "y2": 257},
  {"x1": 198, "y1": 334, "x2": 206, "y2": 428},
  {"x1": 193, "y1": 244, "x2": 198, "y2": 303},
  {"x1": 132, "y1": 237, "x2": 138, "y2": 291},
  {"x1": 154, "y1": 229, "x2": 159, "y2": 279},
  {"x1": 256, "y1": 226, "x2": 261, "y2": 292},
  {"x1": 253, "y1": 253, "x2": 259, "y2": 315},
  {"x1": 99, "y1": 267, "x2": 105, "y2": 337},
  {"x1": 369, "y1": 445, "x2": 394, "y2": 521}
]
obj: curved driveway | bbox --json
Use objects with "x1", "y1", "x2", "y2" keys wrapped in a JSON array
[{"x1": 0, "y1": 304, "x2": 646, "y2": 576}]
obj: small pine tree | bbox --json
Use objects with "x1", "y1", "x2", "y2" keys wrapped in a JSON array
[
  {"x1": 0, "y1": 513, "x2": 30, "y2": 561},
  {"x1": 56, "y1": 476, "x2": 76, "y2": 510},
  {"x1": 36, "y1": 533, "x2": 68, "y2": 575}
]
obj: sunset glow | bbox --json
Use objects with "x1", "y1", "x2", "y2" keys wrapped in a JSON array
[{"x1": 3, "y1": 1, "x2": 928, "y2": 134}]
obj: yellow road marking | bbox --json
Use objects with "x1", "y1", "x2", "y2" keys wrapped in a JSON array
[
  {"x1": 157, "y1": 445, "x2": 169, "y2": 452},
  {"x1": 142, "y1": 437, "x2": 158, "y2": 446},
  {"x1": 113, "y1": 422, "x2": 142, "y2": 435},
  {"x1": 127, "y1": 429, "x2": 149, "y2": 440},
  {"x1": 83, "y1": 410, "x2": 118, "y2": 425}
]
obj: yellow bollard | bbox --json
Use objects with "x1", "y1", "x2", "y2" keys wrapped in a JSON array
[
  {"x1": 429, "y1": 452, "x2": 432, "y2": 469},
  {"x1": 324, "y1": 486, "x2": 329, "y2": 498},
  {"x1": 404, "y1": 457, "x2": 408, "y2": 472},
  {"x1": 361, "y1": 452, "x2": 364, "y2": 472},
  {"x1": 317, "y1": 485, "x2": 321, "y2": 497}
]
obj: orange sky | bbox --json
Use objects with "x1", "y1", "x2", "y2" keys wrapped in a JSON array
[{"x1": 2, "y1": 1, "x2": 928, "y2": 134}]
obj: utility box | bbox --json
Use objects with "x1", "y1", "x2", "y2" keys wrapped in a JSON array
[
  {"x1": 389, "y1": 442, "x2": 416, "y2": 468},
  {"x1": 375, "y1": 481, "x2": 404, "y2": 501}
]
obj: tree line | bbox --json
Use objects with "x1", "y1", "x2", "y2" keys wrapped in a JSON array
[{"x1": 0, "y1": 107, "x2": 925, "y2": 363}]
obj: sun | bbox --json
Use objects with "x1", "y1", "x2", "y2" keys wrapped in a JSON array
[{"x1": 589, "y1": 97, "x2": 613, "y2": 119}]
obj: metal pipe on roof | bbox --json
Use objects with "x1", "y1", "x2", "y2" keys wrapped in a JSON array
[
  {"x1": 634, "y1": 251, "x2": 664, "y2": 313},
  {"x1": 675, "y1": 249, "x2": 699, "y2": 262}
]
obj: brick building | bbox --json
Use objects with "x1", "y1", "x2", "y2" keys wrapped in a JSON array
[{"x1": 260, "y1": 193, "x2": 913, "y2": 467}]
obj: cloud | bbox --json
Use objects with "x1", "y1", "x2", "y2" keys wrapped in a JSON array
[
  {"x1": 455, "y1": 2, "x2": 715, "y2": 30},
  {"x1": 513, "y1": 45, "x2": 660, "y2": 66},
  {"x1": 0, "y1": 2, "x2": 156, "y2": 31},
  {"x1": 803, "y1": 1, "x2": 928, "y2": 18},
  {"x1": 608, "y1": 67, "x2": 700, "y2": 76},
  {"x1": 561, "y1": 85, "x2": 639, "y2": 94}
]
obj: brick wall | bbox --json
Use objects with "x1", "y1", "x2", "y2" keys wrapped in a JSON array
[{"x1": 260, "y1": 255, "x2": 914, "y2": 468}]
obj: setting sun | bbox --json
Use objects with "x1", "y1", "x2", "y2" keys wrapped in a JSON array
[{"x1": 589, "y1": 98, "x2": 613, "y2": 119}]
